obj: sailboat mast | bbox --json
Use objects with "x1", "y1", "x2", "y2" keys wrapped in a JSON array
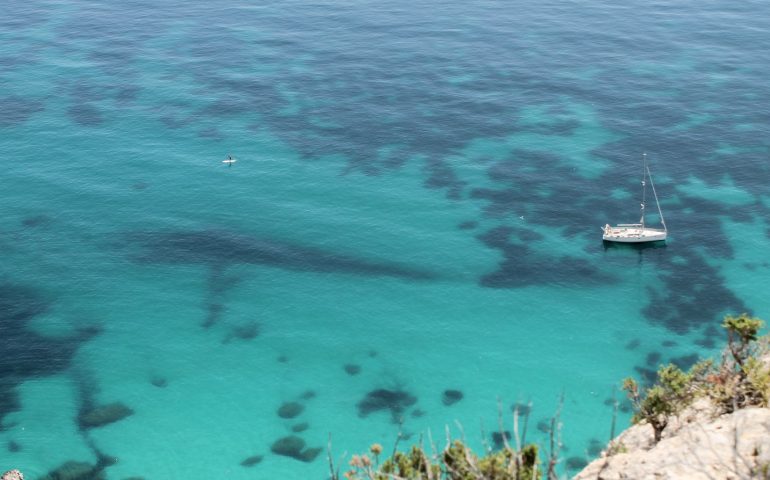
[
  {"x1": 647, "y1": 165, "x2": 666, "y2": 232},
  {"x1": 640, "y1": 153, "x2": 647, "y2": 229}
]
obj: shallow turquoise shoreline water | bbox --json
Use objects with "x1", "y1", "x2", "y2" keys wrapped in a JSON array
[{"x1": 1, "y1": 0, "x2": 769, "y2": 478}]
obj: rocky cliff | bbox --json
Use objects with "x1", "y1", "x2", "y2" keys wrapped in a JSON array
[{"x1": 575, "y1": 398, "x2": 770, "y2": 479}]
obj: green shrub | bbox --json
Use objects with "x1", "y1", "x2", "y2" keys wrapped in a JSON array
[
  {"x1": 744, "y1": 356, "x2": 770, "y2": 407},
  {"x1": 712, "y1": 314, "x2": 767, "y2": 411},
  {"x1": 341, "y1": 440, "x2": 541, "y2": 480},
  {"x1": 624, "y1": 314, "x2": 768, "y2": 441},
  {"x1": 623, "y1": 363, "x2": 692, "y2": 443},
  {"x1": 723, "y1": 314, "x2": 763, "y2": 370}
]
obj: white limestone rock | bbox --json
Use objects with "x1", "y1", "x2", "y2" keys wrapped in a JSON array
[
  {"x1": 574, "y1": 406, "x2": 770, "y2": 480},
  {"x1": 1, "y1": 470, "x2": 24, "y2": 480}
]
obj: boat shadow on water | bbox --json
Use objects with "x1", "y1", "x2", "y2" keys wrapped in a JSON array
[{"x1": 602, "y1": 239, "x2": 667, "y2": 252}]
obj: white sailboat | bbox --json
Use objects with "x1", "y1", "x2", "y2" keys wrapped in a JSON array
[{"x1": 602, "y1": 153, "x2": 667, "y2": 243}]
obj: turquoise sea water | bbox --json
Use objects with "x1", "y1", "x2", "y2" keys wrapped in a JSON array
[{"x1": 2, "y1": 0, "x2": 769, "y2": 477}]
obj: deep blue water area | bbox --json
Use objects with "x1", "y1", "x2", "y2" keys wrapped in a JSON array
[{"x1": 2, "y1": 0, "x2": 770, "y2": 477}]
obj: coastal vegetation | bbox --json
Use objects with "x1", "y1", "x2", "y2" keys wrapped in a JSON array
[
  {"x1": 336, "y1": 314, "x2": 769, "y2": 479},
  {"x1": 623, "y1": 313, "x2": 768, "y2": 443},
  {"x1": 334, "y1": 439, "x2": 543, "y2": 480},
  {"x1": 331, "y1": 398, "x2": 559, "y2": 480}
]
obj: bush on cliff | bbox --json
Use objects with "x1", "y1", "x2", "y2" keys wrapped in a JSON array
[
  {"x1": 336, "y1": 438, "x2": 542, "y2": 480},
  {"x1": 622, "y1": 362, "x2": 702, "y2": 443},
  {"x1": 623, "y1": 314, "x2": 769, "y2": 443}
]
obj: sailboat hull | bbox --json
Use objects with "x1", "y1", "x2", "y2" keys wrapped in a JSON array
[{"x1": 602, "y1": 225, "x2": 667, "y2": 243}]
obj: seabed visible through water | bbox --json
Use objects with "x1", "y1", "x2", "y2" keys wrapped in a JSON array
[{"x1": 1, "y1": 0, "x2": 770, "y2": 478}]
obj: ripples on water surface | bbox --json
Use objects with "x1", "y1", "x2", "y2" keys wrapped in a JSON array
[{"x1": 1, "y1": 0, "x2": 769, "y2": 477}]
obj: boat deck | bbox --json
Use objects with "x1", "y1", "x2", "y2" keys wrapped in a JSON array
[{"x1": 602, "y1": 224, "x2": 667, "y2": 243}]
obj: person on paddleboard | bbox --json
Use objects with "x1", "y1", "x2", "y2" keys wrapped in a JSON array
[{"x1": 223, "y1": 154, "x2": 237, "y2": 167}]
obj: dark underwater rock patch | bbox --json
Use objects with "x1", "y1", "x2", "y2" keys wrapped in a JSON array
[
  {"x1": 300, "y1": 447, "x2": 322, "y2": 463},
  {"x1": 670, "y1": 353, "x2": 699, "y2": 371},
  {"x1": 343, "y1": 364, "x2": 361, "y2": 375},
  {"x1": 202, "y1": 302, "x2": 224, "y2": 329},
  {"x1": 566, "y1": 456, "x2": 588, "y2": 470},
  {"x1": 65, "y1": 81, "x2": 113, "y2": 103},
  {"x1": 645, "y1": 351, "x2": 662, "y2": 367},
  {"x1": 441, "y1": 389, "x2": 463, "y2": 406},
  {"x1": 639, "y1": 237, "x2": 747, "y2": 335},
  {"x1": 357, "y1": 388, "x2": 417, "y2": 423},
  {"x1": 703, "y1": 324, "x2": 719, "y2": 338},
  {"x1": 150, "y1": 376, "x2": 167, "y2": 388},
  {"x1": 587, "y1": 438, "x2": 603, "y2": 457},
  {"x1": 233, "y1": 322, "x2": 260, "y2": 339},
  {"x1": 522, "y1": 118, "x2": 580, "y2": 136},
  {"x1": 222, "y1": 322, "x2": 260, "y2": 344},
  {"x1": 634, "y1": 366, "x2": 657, "y2": 386},
  {"x1": 458, "y1": 220, "x2": 478, "y2": 230},
  {"x1": 0, "y1": 96, "x2": 44, "y2": 127},
  {"x1": 515, "y1": 228, "x2": 545, "y2": 243},
  {"x1": 471, "y1": 151, "x2": 577, "y2": 222},
  {"x1": 662, "y1": 340, "x2": 677, "y2": 348},
  {"x1": 68, "y1": 103, "x2": 103, "y2": 126},
  {"x1": 38, "y1": 460, "x2": 106, "y2": 480},
  {"x1": 0, "y1": 54, "x2": 27, "y2": 71},
  {"x1": 126, "y1": 229, "x2": 434, "y2": 281},
  {"x1": 0, "y1": 283, "x2": 99, "y2": 424},
  {"x1": 491, "y1": 431, "x2": 511, "y2": 449},
  {"x1": 291, "y1": 422, "x2": 309, "y2": 433},
  {"x1": 625, "y1": 339, "x2": 641, "y2": 350},
  {"x1": 159, "y1": 114, "x2": 190, "y2": 129},
  {"x1": 0, "y1": 384, "x2": 21, "y2": 427},
  {"x1": 201, "y1": 97, "x2": 252, "y2": 117},
  {"x1": 510, "y1": 402, "x2": 531, "y2": 416},
  {"x1": 240, "y1": 454, "x2": 263, "y2": 467},
  {"x1": 7, "y1": 439, "x2": 21, "y2": 452},
  {"x1": 411, "y1": 408, "x2": 425, "y2": 418},
  {"x1": 476, "y1": 226, "x2": 611, "y2": 289},
  {"x1": 536, "y1": 419, "x2": 550, "y2": 433},
  {"x1": 198, "y1": 127, "x2": 224, "y2": 140},
  {"x1": 88, "y1": 48, "x2": 135, "y2": 74},
  {"x1": 619, "y1": 399, "x2": 632, "y2": 413},
  {"x1": 21, "y1": 214, "x2": 52, "y2": 228},
  {"x1": 277, "y1": 402, "x2": 304, "y2": 419},
  {"x1": 0, "y1": 283, "x2": 49, "y2": 324},
  {"x1": 270, "y1": 435, "x2": 322, "y2": 462},
  {"x1": 424, "y1": 157, "x2": 467, "y2": 200},
  {"x1": 115, "y1": 85, "x2": 140, "y2": 103},
  {"x1": 78, "y1": 402, "x2": 134, "y2": 429},
  {"x1": 299, "y1": 390, "x2": 316, "y2": 400}
]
